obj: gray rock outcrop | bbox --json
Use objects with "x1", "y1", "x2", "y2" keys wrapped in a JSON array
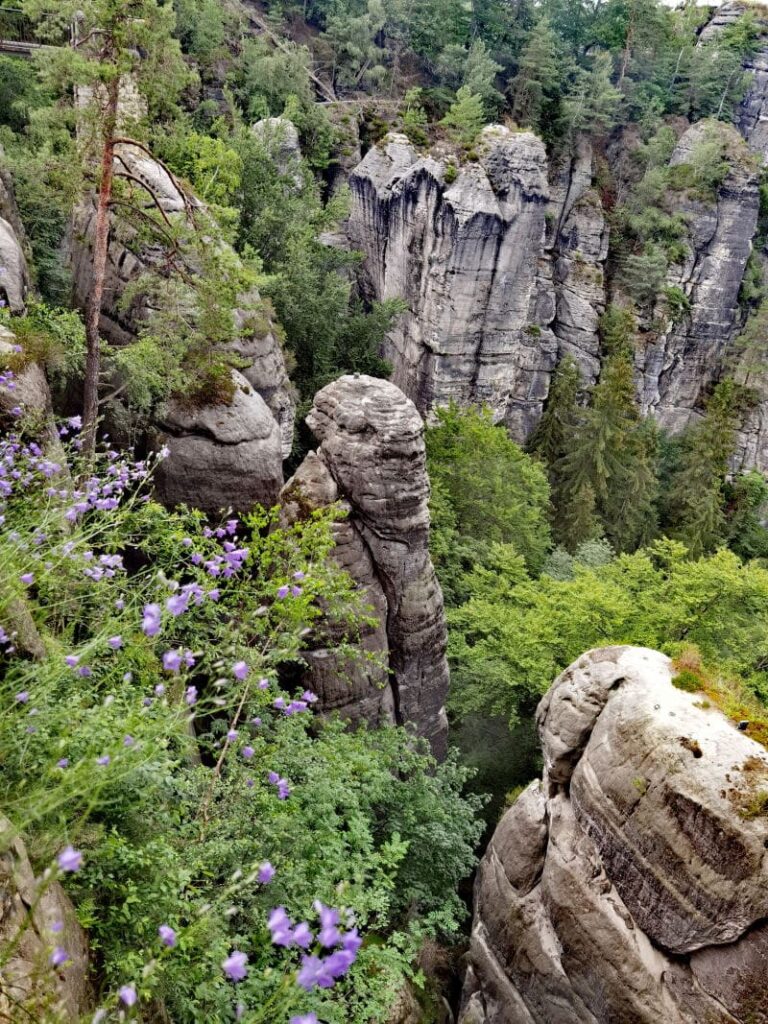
[
  {"x1": 461, "y1": 645, "x2": 768, "y2": 1024},
  {"x1": 0, "y1": 215, "x2": 30, "y2": 314},
  {"x1": 637, "y1": 121, "x2": 759, "y2": 433},
  {"x1": 0, "y1": 818, "x2": 91, "y2": 1021},
  {"x1": 347, "y1": 127, "x2": 554, "y2": 439},
  {"x1": 153, "y1": 370, "x2": 283, "y2": 514},
  {"x1": 281, "y1": 374, "x2": 449, "y2": 757}
]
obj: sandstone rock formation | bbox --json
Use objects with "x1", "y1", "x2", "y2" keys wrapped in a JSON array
[
  {"x1": 69, "y1": 139, "x2": 295, "y2": 458},
  {"x1": 0, "y1": 215, "x2": 30, "y2": 314},
  {"x1": 460, "y1": 645, "x2": 768, "y2": 1024},
  {"x1": 637, "y1": 121, "x2": 759, "y2": 433},
  {"x1": 348, "y1": 127, "x2": 554, "y2": 439},
  {"x1": 153, "y1": 370, "x2": 283, "y2": 515},
  {"x1": 0, "y1": 817, "x2": 91, "y2": 1021},
  {"x1": 281, "y1": 374, "x2": 449, "y2": 757}
]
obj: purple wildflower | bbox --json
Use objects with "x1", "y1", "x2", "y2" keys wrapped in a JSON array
[
  {"x1": 20, "y1": 572, "x2": 33, "y2": 585},
  {"x1": 185, "y1": 686, "x2": 197, "y2": 706},
  {"x1": 107, "y1": 635, "x2": 122, "y2": 650},
  {"x1": 242, "y1": 745, "x2": 254, "y2": 760},
  {"x1": 162, "y1": 650, "x2": 182, "y2": 673},
  {"x1": 50, "y1": 946, "x2": 70, "y2": 967},
  {"x1": 15, "y1": 691, "x2": 29, "y2": 703},
  {"x1": 290, "y1": 1015, "x2": 319, "y2": 1024},
  {"x1": 257, "y1": 861, "x2": 275, "y2": 884},
  {"x1": 277, "y1": 585, "x2": 289, "y2": 599},
  {"x1": 57, "y1": 758, "x2": 69, "y2": 769},
  {"x1": 226, "y1": 729, "x2": 238, "y2": 742},
  {"x1": 232, "y1": 660, "x2": 249, "y2": 681},
  {"x1": 222, "y1": 951, "x2": 248, "y2": 982},
  {"x1": 118, "y1": 985, "x2": 137, "y2": 1007},
  {"x1": 292, "y1": 922, "x2": 313, "y2": 948},
  {"x1": 96, "y1": 755, "x2": 110, "y2": 767},
  {"x1": 141, "y1": 603, "x2": 161, "y2": 637},
  {"x1": 267, "y1": 907, "x2": 293, "y2": 946},
  {"x1": 57, "y1": 846, "x2": 83, "y2": 872},
  {"x1": 158, "y1": 924, "x2": 176, "y2": 948}
]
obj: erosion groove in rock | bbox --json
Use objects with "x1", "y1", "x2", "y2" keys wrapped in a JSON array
[
  {"x1": 283, "y1": 374, "x2": 449, "y2": 756},
  {"x1": 638, "y1": 121, "x2": 759, "y2": 433},
  {"x1": 461, "y1": 645, "x2": 768, "y2": 1024}
]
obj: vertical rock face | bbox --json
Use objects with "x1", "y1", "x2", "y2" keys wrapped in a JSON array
[
  {"x1": 0, "y1": 818, "x2": 91, "y2": 1021},
  {"x1": 461, "y1": 646, "x2": 768, "y2": 1024},
  {"x1": 69, "y1": 140, "x2": 295, "y2": 459},
  {"x1": 637, "y1": 122, "x2": 759, "y2": 433},
  {"x1": 348, "y1": 127, "x2": 554, "y2": 439},
  {"x1": 544, "y1": 138, "x2": 609, "y2": 391},
  {"x1": 0, "y1": 215, "x2": 30, "y2": 313},
  {"x1": 281, "y1": 374, "x2": 449, "y2": 757},
  {"x1": 153, "y1": 370, "x2": 283, "y2": 515}
]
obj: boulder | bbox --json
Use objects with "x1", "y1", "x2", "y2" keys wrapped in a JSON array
[
  {"x1": 153, "y1": 370, "x2": 283, "y2": 514},
  {"x1": 461, "y1": 645, "x2": 768, "y2": 1023},
  {"x1": 282, "y1": 374, "x2": 449, "y2": 757}
]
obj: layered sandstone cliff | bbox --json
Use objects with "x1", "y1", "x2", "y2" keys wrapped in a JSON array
[{"x1": 460, "y1": 646, "x2": 768, "y2": 1024}]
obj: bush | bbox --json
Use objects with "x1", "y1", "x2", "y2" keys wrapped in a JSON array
[{"x1": 0, "y1": 415, "x2": 482, "y2": 1022}]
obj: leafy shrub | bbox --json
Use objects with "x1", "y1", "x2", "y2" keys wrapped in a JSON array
[{"x1": 0, "y1": 411, "x2": 482, "y2": 1022}]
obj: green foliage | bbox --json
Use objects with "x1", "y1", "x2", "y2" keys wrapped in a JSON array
[
  {"x1": 440, "y1": 86, "x2": 486, "y2": 148},
  {"x1": 448, "y1": 539, "x2": 768, "y2": 725},
  {"x1": 662, "y1": 380, "x2": 743, "y2": 557},
  {"x1": 547, "y1": 313, "x2": 659, "y2": 553},
  {"x1": 0, "y1": 436, "x2": 482, "y2": 1022},
  {"x1": 427, "y1": 405, "x2": 551, "y2": 604}
]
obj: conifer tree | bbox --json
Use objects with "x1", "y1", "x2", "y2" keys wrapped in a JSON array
[
  {"x1": 22, "y1": 0, "x2": 188, "y2": 454},
  {"x1": 529, "y1": 354, "x2": 581, "y2": 479},
  {"x1": 440, "y1": 86, "x2": 486, "y2": 147},
  {"x1": 665, "y1": 380, "x2": 742, "y2": 557},
  {"x1": 553, "y1": 308, "x2": 658, "y2": 551},
  {"x1": 509, "y1": 17, "x2": 564, "y2": 133}
]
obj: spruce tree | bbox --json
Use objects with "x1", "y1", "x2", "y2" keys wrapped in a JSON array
[
  {"x1": 553, "y1": 308, "x2": 658, "y2": 551},
  {"x1": 665, "y1": 380, "x2": 742, "y2": 557},
  {"x1": 509, "y1": 17, "x2": 564, "y2": 134}
]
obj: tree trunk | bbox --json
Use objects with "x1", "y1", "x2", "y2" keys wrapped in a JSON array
[{"x1": 82, "y1": 76, "x2": 119, "y2": 458}]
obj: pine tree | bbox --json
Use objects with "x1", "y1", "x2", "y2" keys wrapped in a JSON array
[
  {"x1": 559, "y1": 480, "x2": 602, "y2": 551},
  {"x1": 462, "y1": 39, "x2": 503, "y2": 115},
  {"x1": 22, "y1": 0, "x2": 188, "y2": 454},
  {"x1": 529, "y1": 355, "x2": 581, "y2": 477},
  {"x1": 552, "y1": 308, "x2": 658, "y2": 551}
]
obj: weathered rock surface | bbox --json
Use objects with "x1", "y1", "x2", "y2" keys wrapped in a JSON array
[
  {"x1": 637, "y1": 121, "x2": 759, "y2": 433},
  {"x1": 461, "y1": 645, "x2": 768, "y2": 1024},
  {"x1": 153, "y1": 370, "x2": 283, "y2": 514},
  {"x1": 69, "y1": 139, "x2": 295, "y2": 458},
  {"x1": 281, "y1": 374, "x2": 449, "y2": 756},
  {"x1": 0, "y1": 215, "x2": 30, "y2": 314},
  {"x1": 0, "y1": 817, "x2": 91, "y2": 1021},
  {"x1": 348, "y1": 127, "x2": 555, "y2": 438},
  {"x1": 544, "y1": 138, "x2": 609, "y2": 393}
]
